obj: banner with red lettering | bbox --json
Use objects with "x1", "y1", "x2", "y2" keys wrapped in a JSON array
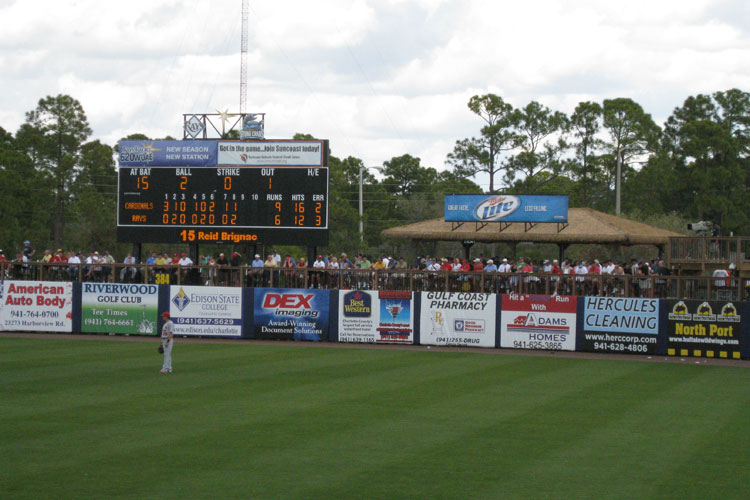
[
  {"x1": 0, "y1": 281, "x2": 73, "y2": 332},
  {"x1": 500, "y1": 294, "x2": 577, "y2": 351}
]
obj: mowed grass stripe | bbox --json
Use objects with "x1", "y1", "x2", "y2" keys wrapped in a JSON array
[
  {"x1": 304, "y1": 357, "x2": 653, "y2": 500},
  {"x1": 1, "y1": 338, "x2": 749, "y2": 500}
]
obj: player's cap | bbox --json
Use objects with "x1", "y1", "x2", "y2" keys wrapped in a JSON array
[
  {"x1": 502, "y1": 258, "x2": 508, "y2": 262},
  {"x1": 23, "y1": 240, "x2": 30, "y2": 245},
  {"x1": 255, "y1": 254, "x2": 260, "y2": 258},
  {"x1": 161, "y1": 311, "x2": 170, "y2": 318},
  {"x1": 474, "y1": 258, "x2": 480, "y2": 262},
  {"x1": 487, "y1": 259, "x2": 493, "y2": 264},
  {"x1": 94, "y1": 251, "x2": 99, "y2": 255},
  {"x1": 57, "y1": 248, "x2": 62, "y2": 253},
  {"x1": 544, "y1": 259, "x2": 550, "y2": 263},
  {"x1": 341, "y1": 252, "x2": 347, "y2": 257}
]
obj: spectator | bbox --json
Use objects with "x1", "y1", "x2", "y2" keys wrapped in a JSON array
[
  {"x1": 216, "y1": 253, "x2": 229, "y2": 285},
  {"x1": 22, "y1": 240, "x2": 35, "y2": 261},
  {"x1": 102, "y1": 251, "x2": 115, "y2": 281},
  {"x1": 67, "y1": 252, "x2": 82, "y2": 280},
  {"x1": 311, "y1": 254, "x2": 325, "y2": 288},
  {"x1": 120, "y1": 253, "x2": 138, "y2": 282}
]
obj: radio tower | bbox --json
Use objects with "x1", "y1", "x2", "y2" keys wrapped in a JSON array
[{"x1": 240, "y1": 0, "x2": 248, "y2": 114}]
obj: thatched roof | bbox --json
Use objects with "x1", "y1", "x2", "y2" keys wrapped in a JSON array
[{"x1": 381, "y1": 208, "x2": 680, "y2": 246}]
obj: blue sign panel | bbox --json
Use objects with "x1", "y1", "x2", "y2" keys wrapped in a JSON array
[
  {"x1": 582, "y1": 297, "x2": 660, "y2": 354},
  {"x1": 118, "y1": 140, "x2": 218, "y2": 166},
  {"x1": 253, "y1": 288, "x2": 330, "y2": 341},
  {"x1": 444, "y1": 195, "x2": 568, "y2": 223}
]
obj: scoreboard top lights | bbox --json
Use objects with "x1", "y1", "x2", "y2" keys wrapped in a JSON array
[{"x1": 117, "y1": 139, "x2": 330, "y2": 245}]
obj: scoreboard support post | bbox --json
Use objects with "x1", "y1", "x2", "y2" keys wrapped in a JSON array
[
  {"x1": 189, "y1": 244, "x2": 199, "y2": 266},
  {"x1": 132, "y1": 243, "x2": 142, "y2": 265},
  {"x1": 307, "y1": 247, "x2": 316, "y2": 268}
]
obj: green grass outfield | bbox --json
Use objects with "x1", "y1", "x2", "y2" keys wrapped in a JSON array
[{"x1": 1, "y1": 337, "x2": 749, "y2": 500}]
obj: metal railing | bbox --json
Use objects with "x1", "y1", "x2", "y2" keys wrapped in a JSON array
[{"x1": 2, "y1": 261, "x2": 748, "y2": 301}]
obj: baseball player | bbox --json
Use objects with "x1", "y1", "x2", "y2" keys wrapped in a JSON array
[{"x1": 160, "y1": 311, "x2": 174, "y2": 373}]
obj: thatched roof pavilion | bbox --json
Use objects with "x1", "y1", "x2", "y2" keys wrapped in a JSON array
[{"x1": 382, "y1": 208, "x2": 681, "y2": 260}]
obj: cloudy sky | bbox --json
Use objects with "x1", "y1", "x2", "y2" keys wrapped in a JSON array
[{"x1": 1, "y1": 0, "x2": 749, "y2": 187}]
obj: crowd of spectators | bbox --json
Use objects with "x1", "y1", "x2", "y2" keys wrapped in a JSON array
[{"x1": 0, "y1": 240, "x2": 691, "y2": 297}]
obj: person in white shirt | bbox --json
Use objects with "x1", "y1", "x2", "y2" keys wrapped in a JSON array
[
  {"x1": 542, "y1": 259, "x2": 553, "y2": 273},
  {"x1": 272, "y1": 250, "x2": 281, "y2": 266},
  {"x1": 311, "y1": 255, "x2": 326, "y2": 288},
  {"x1": 498, "y1": 258, "x2": 512, "y2": 273},
  {"x1": 178, "y1": 252, "x2": 193, "y2": 266},
  {"x1": 159, "y1": 311, "x2": 174, "y2": 373},
  {"x1": 67, "y1": 252, "x2": 81, "y2": 280}
]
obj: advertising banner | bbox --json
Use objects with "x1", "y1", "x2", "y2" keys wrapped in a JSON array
[
  {"x1": 253, "y1": 288, "x2": 329, "y2": 341},
  {"x1": 0, "y1": 281, "x2": 73, "y2": 332},
  {"x1": 217, "y1": 140, "x2": 325, "y2": 166},
  {"x1": 444, "y1": 195, "x2": 568, "y2": 223},
  {"x1": 500, "y1": 294, "x2": 577, "y2": 351},
  {"x1": 665, "y1": 300, "x2": 742, "y2": 359},
  {"x1": 582, "y1": 297, "x2": 659, "y2": 354},
  {"x1": 118, "y1": 140, "x2": 218, "y2": 166},
  {"x1": 419, "y1": 292, "x2": 496, "y2": 347},
  {"x1": 338, "y1": 290, "x2": 413, "y2": 344},
  {"x1": 168, "y1": 286, "x2": 243, "y2": 337},
  {"x1": 81, "y1": 283, "x2": 159, "y2": 335}
]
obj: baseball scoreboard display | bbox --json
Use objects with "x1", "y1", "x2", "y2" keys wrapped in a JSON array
[{"x1": 117, "y1": 139, "x2": 329, "y2": 245}]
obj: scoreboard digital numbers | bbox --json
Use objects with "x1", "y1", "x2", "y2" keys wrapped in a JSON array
[{"x1": 117, "y1": 139, "x2": 329, "y2": 245}]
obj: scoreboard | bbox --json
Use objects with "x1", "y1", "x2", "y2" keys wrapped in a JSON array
[{"x1": 117, "y1": 139, "x2": 329, "y2": 245}]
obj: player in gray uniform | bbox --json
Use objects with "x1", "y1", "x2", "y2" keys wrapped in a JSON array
[{"x1": 160, "y1": 311, "x2": 174, "y2": 373}]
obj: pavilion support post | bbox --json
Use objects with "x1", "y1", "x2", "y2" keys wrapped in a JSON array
[
  {"x1": 462, "y1": 240, "x2": 474, "y2": 261},
  {"x1": 557, "y1": 243, "x2": 569, "y2": 262},
  {"x1": 508, "y1": 242, "x2": 517, "y2": 261}
]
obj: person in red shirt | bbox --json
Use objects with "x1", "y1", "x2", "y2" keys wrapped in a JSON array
[
  {"x1": 49, "y1": 249, "x2": 67, "y2": 280},
  {"x1": 472, "y1": 258, "x2": 484, "y2": 272}
]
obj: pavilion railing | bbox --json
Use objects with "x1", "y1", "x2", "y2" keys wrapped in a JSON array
[
  {"x1": 1, "y1": 261, "x2": 747, "y2": 301},
  {"x1": 669, "y1": 236, "x2": 750, "y2": 264}
]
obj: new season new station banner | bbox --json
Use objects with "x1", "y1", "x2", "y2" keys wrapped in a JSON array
[
  {"x1": 253, "y1": 288, "x2": 329, "y2": 341},
  {"x1": 665, "y1": 300, "x2": 742, "y2": 359},
  {"x1": 338, "y1": 290, "x2": 413, "y2": 344},
  {"x1": 500, "y1": 294, "x2": 577, "y2": 351},
  {"x1": 419, "y1": 292, "x2": 496, "y2": 347},
  {"x1": 582, "y1": 297, "x2": 659, "y2": 354},
  {"x1": 168, "y1": 286, "x2": 243, "y2": 337},
  {"x1": 0, "y1": 281, "x2": 73, "y2": 332},
  {"x1": 81, "y1": 283, "x2": 159, "y2": 335},
  {"x1": 118, "y1": 140, "x2": 218, "y2": 166}
]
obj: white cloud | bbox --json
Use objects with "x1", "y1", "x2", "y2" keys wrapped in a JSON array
[{"x1": 0, "y1": 0, "x2": 749, "y2": 177}]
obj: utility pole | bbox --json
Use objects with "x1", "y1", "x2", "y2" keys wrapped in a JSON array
[{"x1": 240, "y1": 0, "x2": 248, "y2": 114}]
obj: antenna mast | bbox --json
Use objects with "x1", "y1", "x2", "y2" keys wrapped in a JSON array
[{"x1": 240, "y1": 0, "x2": 248, "y2": 114}]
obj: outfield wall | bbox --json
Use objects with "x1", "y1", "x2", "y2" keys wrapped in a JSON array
[{"x1": 1, "y1": 282, "x2": 747, "y2": 360}]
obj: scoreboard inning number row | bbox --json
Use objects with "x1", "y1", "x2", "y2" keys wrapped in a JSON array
[{"x1": 116, "y1": 139, "x2": 330, "y2": 245}]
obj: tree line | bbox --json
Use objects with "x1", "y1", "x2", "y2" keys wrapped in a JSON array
[{"x1": 0, "y1": 90, "x2": 748, "y2": 259}]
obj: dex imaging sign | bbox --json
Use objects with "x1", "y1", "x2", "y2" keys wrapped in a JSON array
[{"x1": 444, "y1": 195, "x2": 568, "y2": 223}]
